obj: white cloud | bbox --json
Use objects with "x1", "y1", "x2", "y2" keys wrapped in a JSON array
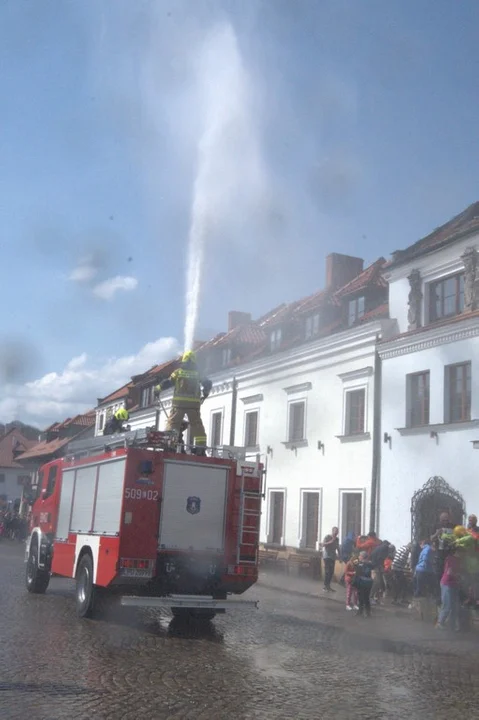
[
  {"x1": 69, "y1": 256, "x2": 99, "y2": 283},
  {"x1": 0, "y1": 336, "x2": 180, "y2": 427},
  {"x1": 92, "y1": 275, "x2": 138, "y2": 300}
]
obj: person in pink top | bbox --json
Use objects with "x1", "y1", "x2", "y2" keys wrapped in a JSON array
[{"x1": 436, "y1": 548, "x2": 461, "y2": 631}]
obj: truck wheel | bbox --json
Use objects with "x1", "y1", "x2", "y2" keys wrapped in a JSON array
[
  {"x1": 26, "y1": 542, "x2": 50, "y2": 594},
  {"x1": 76, "y1": 554, "x2": 95, "y2": 618}
]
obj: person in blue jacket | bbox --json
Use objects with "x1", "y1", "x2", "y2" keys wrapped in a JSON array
[{"x1": 413, "y1": 538, "x2": 435, "y2": 598}]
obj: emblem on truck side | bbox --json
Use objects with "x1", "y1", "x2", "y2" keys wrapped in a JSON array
[{"x1": 186, "y1": 496, "x2": 201, "y2": 515}]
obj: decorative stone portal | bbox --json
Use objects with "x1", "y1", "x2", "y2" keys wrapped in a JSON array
[{"x1": 410, "y1": 476, "x2": 465, "y2": 542}]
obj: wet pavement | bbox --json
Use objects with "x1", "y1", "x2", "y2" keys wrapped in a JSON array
[{"x1": 1, "y1": 542, "x2": 479, "y2": 720}]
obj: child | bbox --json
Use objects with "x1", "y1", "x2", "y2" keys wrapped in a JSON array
[
  {"x1": 436, "y1": 547, "x2": 461, "y2": 631},
  {"x1": 353, "y1": 551, "x2": 374, "y2": 617},
  {"x1": 345, "y1": 553, "x2": 359, "y2": 611}
]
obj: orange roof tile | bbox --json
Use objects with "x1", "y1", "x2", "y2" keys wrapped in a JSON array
[
  {"x1": 98, "y1": 383, "x2": 132, "y2": 405},
  {"x1": 15, "y1": 437, "x2": 71, "y2": 461},
  {"x1": 333, "y1": 258, "x2": 387, "y2": 300},
  {"x1": 389, "y1": 202, "x2": 479, "y2": 268},
  {"x1": 0, "y1": 429, "x2": 37, "y2": 469}
]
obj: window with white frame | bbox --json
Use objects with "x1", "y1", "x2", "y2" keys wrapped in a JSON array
[
  {"x1": 429, "y1": 272, "x2": 464, "y2": 322},
  {"x1": 406, "y1": 371, "x2": 430, "y2": 427},
  {"x1": 444, "y1": 361, "x2": 471, "y2": 423},
  {"x1": 211, "y1": 411, "x2": 223, "y2": 447},
  {"x1": 270, "y1": 327, "x2": 282, "y2": 352},
  {"x1": 98, "y1": 414, "x2": 104, "y2": 431},
  {"x1": 141, "y1": 386, "x2": 155, "y2": 408},
  {"x1": 344, "y1": 388, "x2": 366, "y2": 435},
  {"x1": 341, "y1": 491, "x2": 362, "y2": 538},
  {"x1": 244, "y1": 410, "x2": 258, "y2": 447},
  {"x1": 222, "y1": 347, "x2": 232, "y2": 367},
  {"x1": 305, "y1": 312, "x2": 321, "y2": 339},
  {"x1": 348, "y1": 296, "x2": 365, "y2": 326},
  {"x1": 268, "y1": 490, "x2": 285, "y2": 544},
  {"x1": 288, "y1": 401, "x2": 305, "y2": 442},
  {"x1": 302, "y1": 491, "x2": 320, "y2": 549}
]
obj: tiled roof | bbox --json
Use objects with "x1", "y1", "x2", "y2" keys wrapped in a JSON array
[
  {"x1": 389, "y1": 201, "x2": 479, "y2": 268},
  {"x1": 361, "y1": 302, "x2": 389, "y2": 322},
  {"x1": 258, "y1": 302, "x2": 301, "y2": 328},
  {"x1": 256, "y1": 304, "x2": 288, "y2": 326},
  {"x1": 98, "y1": 383, "x2": 132, "y2": 405},
  {"x1": 196, "y1": 324, "x2": 267, "y2": 354},
  {"x1": 196, "y1": 333, "x2": 227, "y2": 352},
  {"x1": 292, "y1": 290, "x2": 331, "y2": 317},
  {"x1": 16, "y1": 436, "x2": 72, "y2": 461},
  {"x1": 333, "y1": 258, "x2": 387, "y2": 300},
  {"x1": 0, "y1": 429, "x2": 36, "y2": 469},
  {"x1": 15, "y1": 420, "x2": 93, "y2": 462},
  {"x1": 44, "y1": 411, "x2": 95, "y2": 434},
  {"x1": 45, "y1": 421, "x2": 63, "y2": 432},
  {"x1": 144, "y1": 359, "x2": 178, "y2": 377},
  {"x1": 63, "y1": 412, "x2": 95, "y2": 428}
]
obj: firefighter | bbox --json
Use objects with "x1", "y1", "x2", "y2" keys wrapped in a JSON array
[
  {"x1": 155, "y1": 350, "x2": 212, "y2": 452},
  {"x1": 103, "y1": 408, "x2": 129, "y2": 436}
]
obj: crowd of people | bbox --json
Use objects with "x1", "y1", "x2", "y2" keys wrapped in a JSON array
[
  {"x1": 321, "y1": 511, "x2": 479, "y2": 629},
  {"x1": 0, "y1": 508, "x2": 28, "y2": 541}
]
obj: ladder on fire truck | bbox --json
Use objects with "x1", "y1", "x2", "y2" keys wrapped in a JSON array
[{"x1": 236, "y1": 462, "x2": 264, "y2": 565}]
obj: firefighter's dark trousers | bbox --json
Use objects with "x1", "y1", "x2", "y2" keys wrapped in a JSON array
[{"x1": 167, "y1": 405, "x2": 207, "y2": 447}]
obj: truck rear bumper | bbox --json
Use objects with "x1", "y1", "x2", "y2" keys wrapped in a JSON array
[{"x1": 120, "y1": 594, "x2": 258, "y2": 611}]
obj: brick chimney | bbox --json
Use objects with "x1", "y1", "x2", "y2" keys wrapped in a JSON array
[
  {"x1": 325, "y1": 253, "x2": 364, "y2": 291},
  {"x1": 228, "y1": 311, "x2": 252, "y2": 332}
]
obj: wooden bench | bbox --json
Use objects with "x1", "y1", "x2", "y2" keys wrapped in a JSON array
[{"x1": 258, "y1": 550, "x2": 279, "y2": 566}]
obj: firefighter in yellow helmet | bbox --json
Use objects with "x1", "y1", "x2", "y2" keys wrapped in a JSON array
[
  {"x1": 155, "y1": 350, "x2": 212, "y2": 452},
  {"x1": 103, "y1": 407, "x2": 129, "y2": 436}
]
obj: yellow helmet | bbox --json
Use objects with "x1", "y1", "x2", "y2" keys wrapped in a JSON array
[
  {"x1": 116, "y1": 408, "x2": 129, "y2": 421},
  {"x1": 182, "y1": 350, "x2": 196, "y2": 364}
]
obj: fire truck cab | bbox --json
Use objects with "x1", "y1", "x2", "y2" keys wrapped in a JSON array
[{"x1": 25, "y1": 429, "x2": 263, "y2": 621}]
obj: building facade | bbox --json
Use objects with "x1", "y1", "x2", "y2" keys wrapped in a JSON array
[
  {"x1": 379, "y1": 202, "x2": 479, "y2": 546},
  {"x1": 0, "y1": 428, "x2": 35, "y2": 506}
]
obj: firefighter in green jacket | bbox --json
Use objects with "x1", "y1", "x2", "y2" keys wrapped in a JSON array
[
  {"x1": 103, "y1": 407, "x2": 129, "y2": 436},
  {"x1": 155, "y1": 350, "x2": 212, "y2": 450}
]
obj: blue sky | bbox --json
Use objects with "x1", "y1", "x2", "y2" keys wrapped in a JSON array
[{"x1": 1, "y1": 0, "x2": 479, "y2": 425}]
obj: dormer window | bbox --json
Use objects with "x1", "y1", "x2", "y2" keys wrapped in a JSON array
[
  {"x1": 305, "y1": 313, "x2": 320, "y2": 339},
  {"x1": 141, "y1": 386, "x2": 154, "y2": 408},
  {"x1": 429, "y1": 272, "x2": 464, "y2": 322},
  {"x1": 222, "y1": 347, "x2": 231, "y2": 367},
  {"x1": 270, "y1": 327, "x2": 282, "y2": 352},
  {"x1": 348, "y1": 296, "x2": 365, "y2": 326}
]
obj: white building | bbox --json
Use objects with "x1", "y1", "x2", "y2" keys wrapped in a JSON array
[
  {"x1": 379, "y1": 202, "x2": 479, "y2": 547},
  {"x1": 96, "y1": 253, "x2": 395, "y2": 551}
]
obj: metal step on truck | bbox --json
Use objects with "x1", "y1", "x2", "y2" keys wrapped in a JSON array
[{"x1": 25, "y1": 428, "x2": 264, "y2": 622}]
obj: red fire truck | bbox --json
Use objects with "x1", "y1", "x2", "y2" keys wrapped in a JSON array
[{"x1": 25, "y1": 429, "x2": 263, "y2": 621}]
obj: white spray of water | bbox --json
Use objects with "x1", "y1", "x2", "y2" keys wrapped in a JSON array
[{"x1": 183, "y1": 21, "x2": 266, "y2": 352}]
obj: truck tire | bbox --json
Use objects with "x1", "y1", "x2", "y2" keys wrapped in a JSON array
[
  {"x1": 26, "y1": 542, "x2": 50, "y2": 594},
  {"x1": 75, "y1": 554, "x2": 95, "y2": 618}
]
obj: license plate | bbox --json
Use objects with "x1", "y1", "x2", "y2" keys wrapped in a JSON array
[{"x1": 120, "y1": 568, "x2": 152, "y2": 578}]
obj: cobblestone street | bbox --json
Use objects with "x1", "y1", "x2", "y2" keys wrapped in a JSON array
[{"x1": 1, "y1": 542, "x2": 478, "y2": 720}]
